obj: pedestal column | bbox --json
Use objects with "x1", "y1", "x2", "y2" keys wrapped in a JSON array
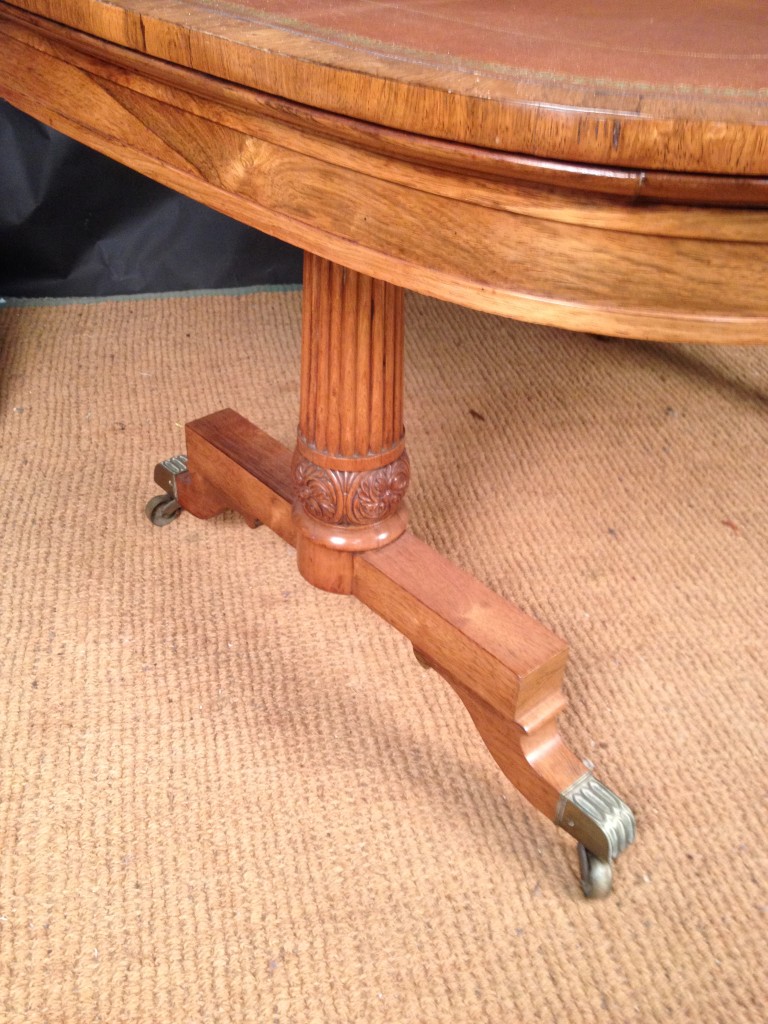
[
  {"x1": 149, "y1": 251, "x2": 635, "y2": 896},
  {"x1": 292, "y1": 252, "x2": 409, "y2": 592}
]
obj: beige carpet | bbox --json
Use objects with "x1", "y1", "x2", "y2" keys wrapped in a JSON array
[{"x1": 0, "y1": 288, "x2": 766, "y2": 1023}]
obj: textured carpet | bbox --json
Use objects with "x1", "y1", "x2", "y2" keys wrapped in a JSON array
[{"x1": 0, "y1": 289, "x2": 766, "y2": 1023}]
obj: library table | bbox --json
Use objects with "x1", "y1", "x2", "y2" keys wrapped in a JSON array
[{"x1": 2, "y1": 0, "x2": 766, "y2": 896}]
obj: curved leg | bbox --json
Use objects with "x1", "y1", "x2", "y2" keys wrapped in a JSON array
[{"x1": 355, "y1": 534, "x2": 635, "y2": 893}]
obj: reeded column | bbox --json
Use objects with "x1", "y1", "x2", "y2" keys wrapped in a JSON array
[{"x1": 292, "y1": 252, "x2": 409, "y2": 592}]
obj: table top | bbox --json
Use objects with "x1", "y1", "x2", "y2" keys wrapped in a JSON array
[
  {"x1": 2, "y1": 0, "x2": 767, "y2": 343},
  {"x1": 6, "y1": 0, "x2": 768, "y2": 173}
]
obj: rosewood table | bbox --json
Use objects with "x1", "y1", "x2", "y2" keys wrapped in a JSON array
[{"x1": 2, "y1": 0, "x2": 766, "y2": 897}]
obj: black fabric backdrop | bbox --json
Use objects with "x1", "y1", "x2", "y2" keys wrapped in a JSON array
[{"x1": 0, "y1": 101, "x2": 303, "y2": 298}]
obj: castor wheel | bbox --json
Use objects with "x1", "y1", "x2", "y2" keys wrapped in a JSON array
[
  {"x1": 145, "y1": 493, "x2": 183, "y2": 527},
  {"x1": 577, "y1": 843, "x2": 613, "y2": 899},
  {"x1": 556, "y1": 773, "x2": 634, "y2": 899},
  {"x1": 145, "y1": 454, "x2": 189, "y2": 527}
]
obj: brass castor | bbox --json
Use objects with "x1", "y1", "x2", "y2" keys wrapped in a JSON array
[
  {"x1": 145, "y1": 454, "x2": 188, "y2": 527},
  {"x1": 557, "y1": 773, "x2": 635, "y2": 898},
  {"x1": 144, "y1": 493, "x2": 182, "y2": 527},
  {"x1": 577, "y1": 843, "x2": 614, "y2": 899}
]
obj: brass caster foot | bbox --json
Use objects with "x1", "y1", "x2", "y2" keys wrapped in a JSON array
[
  {"x1": 577, "y1": 843, "x2": 613, "y2": 899},
  {"x1": 556, "y1": 772, "x2": 636, "y2": 898},
  {"x1": 145, "y1": 493, "x2": 182, "y2": 526},
  {"x1": 145, "y1": 454, "x2": 188, "y2": 527}
]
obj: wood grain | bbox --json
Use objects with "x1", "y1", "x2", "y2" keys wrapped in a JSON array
[
  {"x1": 184, "y1": 410, "x2": 297, "y2": 542},
  {"x1": 293, "y1": 254, "x2": 408, "y2": 587},
  {"x1": 5, "y1": 0, "x2": 768, "y2": 174},
  {"x1": 1, "y1": 5, "x2": 766, "y2": 345},
  {"x1": 298, "y1": 254, "x2": 404, "y2": 462},
  {"x1": 355, "y1": 534, "x2": 585, "y2": 822},
  {"x1": 3, "y1": 5, "x2": 767, "y2": 209},
  {"x1": 170, "y1": 408, "x2": 589, "y2": 831}
]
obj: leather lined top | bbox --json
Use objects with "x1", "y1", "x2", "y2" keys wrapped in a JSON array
[
  {"x1": 4, "y1": 0, "x2": 767, "y2": 172},
  {"x1": 217, "y1": 0, "x2": 768, "y2": 93}
]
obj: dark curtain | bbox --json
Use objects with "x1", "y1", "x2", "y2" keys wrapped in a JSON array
[{"x1": 0, "y1": 100, "x2": 303, "y2": 298}]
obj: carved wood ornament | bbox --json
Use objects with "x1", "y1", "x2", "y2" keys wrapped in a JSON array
[{"x1": 291, "y1": 253, "x2": 409, "y2": 567}]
